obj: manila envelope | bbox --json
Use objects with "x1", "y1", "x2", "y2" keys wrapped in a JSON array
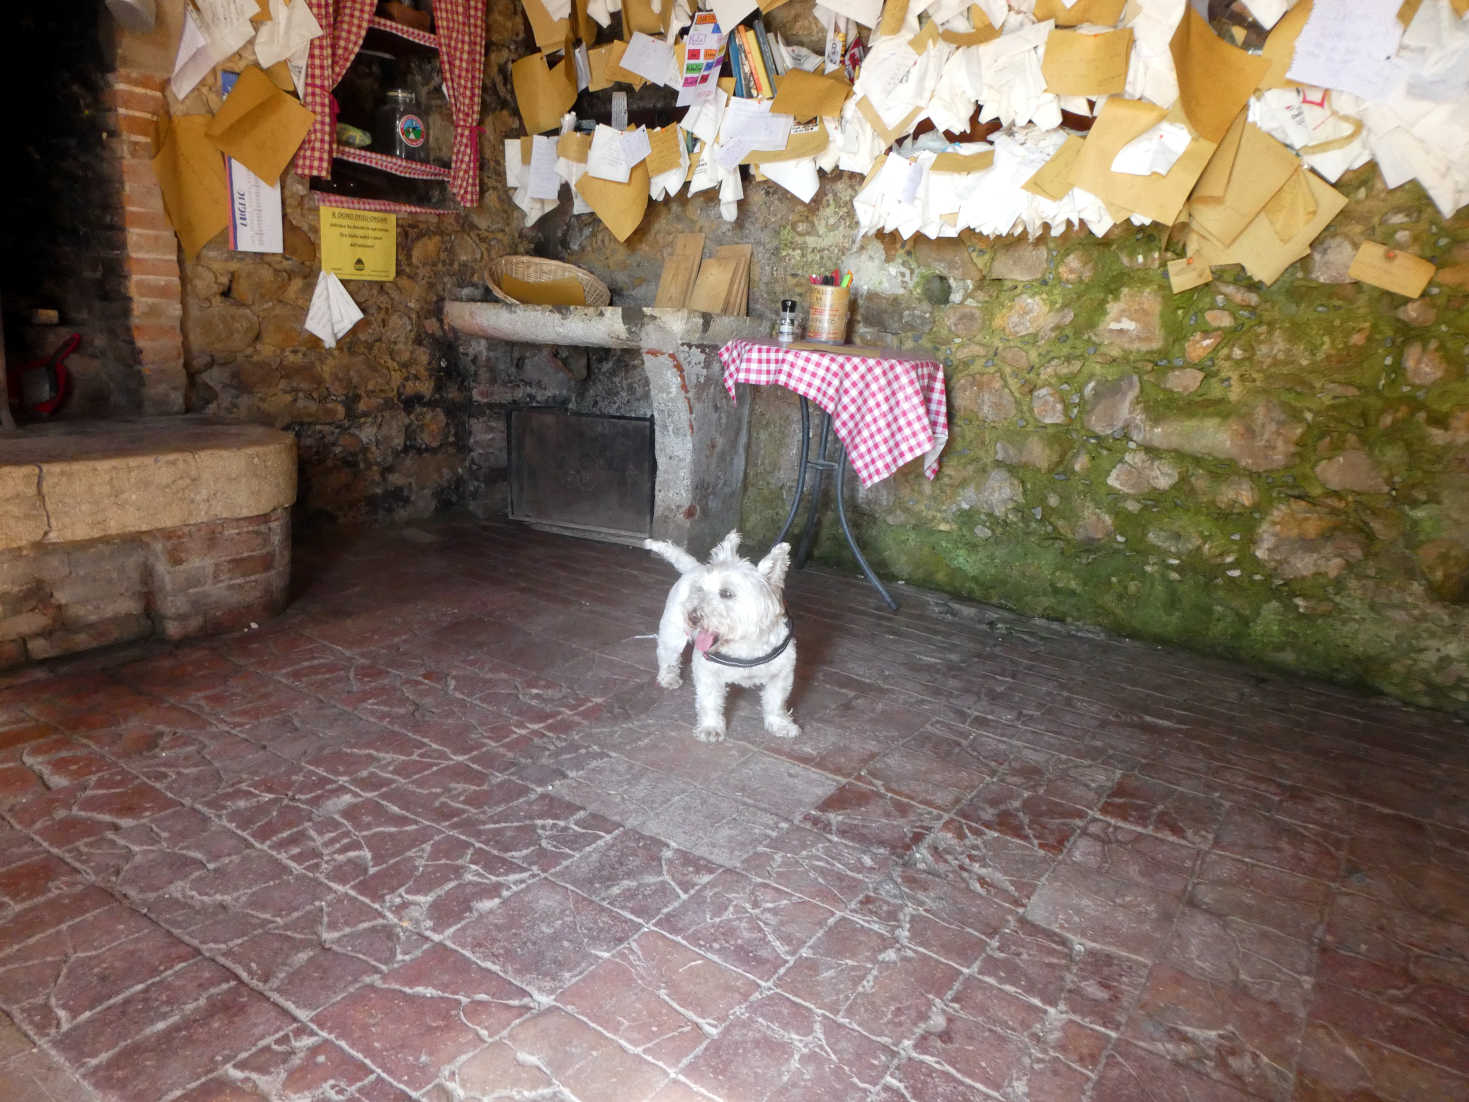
[
  {"x1": 878, "y1": 0, "x2": 908, "y2": 38},
  {"x1": 622, "y1": 0, "x2": 668, "y2": 36},
  {"x1": 645, "y1": 125, "x2": 684, "y2": 177},
  {"x1": 1072, "y1": 98, "x2": 1217, "y2": 227},
  {"x1": 909, "y1": 19, "x2": 941, "y2": 54},
  {"x1": 575, "y1": 160, "x2": 650, "y2": 242},
  {"x1": 1167, "y1": 256, "x2": 1213, "y2": 293},
  {"x1": 151, "y1": 114, "x2": 230, "y2": 260},
  {"x1": 1032, "y1": 0, "x2": 1126, "y2": 27},
  {"x1": 770, "y1": 69, "x2": 852, "y2": 121},
  {"x1": 1023, "y1": 134, "x2": 1086, "y2": 200},
  {"x1": 1188, "y1": 122, "x2": 1299, "y2": 246},
  {"x1": 512, "y1": 52, "x2": 578, "y2": 133},
  {"x1": 1170, "y1": 5, "x2": 1269, "y2": 143},
  {"x1": 557, "y1": 131, "x2": 591, "y2": 163},
  {"x1": 1262, "y1": 166, "x2": 1318, "y2": 242},
  {"x1": 589, "y1": 42, "x2": 647, "y2": 91},
  {"x1": 572, "y1": 0, "x2": 597, "y2": 43},
  {"x1": 204, "y1": 66, "x2": 314, "y2": 183},
  {"x1": 1041, "y1": 28, "x2": 1133, "y2": 97},
  {"x1": 521, "y1": 0, "x2": 570, "y2": 53},
  {"x1": 1187, "y1": 169, "x2": 1346, "y2": 285},
  {"x1": 1348, "y1": 242, "x2": 1436, "y2": 297},
  {"x1": 856, "y1": 97, "x2": 925, "y2": 148},
  {"x1": 501, "y1": 272, "x2": 587, "y2": 306},
  {"x1": 942, "y1": 13, "x2": 1001, "y2": 46},
  {"x1": 932, "y1": 149, "x2": 995, "y2": 173},
  {"x1": 1190, "y1": 108, "x2": 1247, "y2": 202},
  {"x1": 745, "y1": 121, "x2": 830, "y2": 164},
  {"x1": 1260, "y1": 0, "x2": 1312, "y2": 88}
]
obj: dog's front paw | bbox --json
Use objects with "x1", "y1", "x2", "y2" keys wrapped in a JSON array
[
  {"x1": 694, "y1": 725, "x2": 726, "y2": 743},
  {"x1": 657, "y1": 669, "x2": 682, "y2": 690},
  {"x1": 766, "y1": 717, "x2": 801, "y2": 740}
]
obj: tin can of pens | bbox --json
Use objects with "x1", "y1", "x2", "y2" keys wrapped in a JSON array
[{"x1": 807, "y1": 284, "x2": 849, "y2": 343}]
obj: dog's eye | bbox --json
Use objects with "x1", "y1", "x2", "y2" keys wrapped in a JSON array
[{"x1": 719, "y1": 587, "x2": 733, "y2": 600}]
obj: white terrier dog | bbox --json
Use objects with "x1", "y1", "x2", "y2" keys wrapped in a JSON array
[{"x1": 643, "y1": 530, "x2": 800, "y2": 743}]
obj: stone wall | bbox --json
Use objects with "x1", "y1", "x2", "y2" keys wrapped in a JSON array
[
  {"x1": 172, "y1": 1, "x2": 536, "y2": 526},
  {"x1": 161, "y1": 0, "x2": 1469, "y2": 713},
  {"x1": 694, "y1": 170, "x2": 1468, "y2": 715}
]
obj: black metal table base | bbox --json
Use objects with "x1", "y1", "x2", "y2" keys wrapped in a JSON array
[{"x1": 772, "y1": 397, "x2": 899, "y2": 611}]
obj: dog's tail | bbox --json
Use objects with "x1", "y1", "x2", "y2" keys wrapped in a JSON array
[{"x1": 643, "y1": 539, "x2": 701, "y2": 574}]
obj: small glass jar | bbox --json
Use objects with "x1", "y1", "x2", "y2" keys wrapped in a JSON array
[
  {"x1": 375, "y1": 88, "x2": 429, "y2": 161},
  {"x1": 776, "y1": 299, "x2": 800, "y2": 344}
]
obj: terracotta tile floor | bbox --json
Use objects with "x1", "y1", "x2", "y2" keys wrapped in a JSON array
[{"x1": 3, "y1": 516, "x2": 1469, "y2": 1101}]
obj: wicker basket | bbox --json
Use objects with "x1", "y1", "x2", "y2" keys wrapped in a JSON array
[{"x1": 486, "y1": 255, "x2": 611, "y2": 307}]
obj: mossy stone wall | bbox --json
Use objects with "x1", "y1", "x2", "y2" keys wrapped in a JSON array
[{"x1": 721, "y1": 169, "x2": 1469, "y2": 715}]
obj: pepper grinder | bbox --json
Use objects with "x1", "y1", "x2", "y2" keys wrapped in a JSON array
[{"x1": 776, "y1": 299, "x2": 800, "y2": 344}]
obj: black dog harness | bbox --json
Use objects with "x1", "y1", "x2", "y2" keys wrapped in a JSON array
[{"x1": 701, "y1": 617, "x2": 794, "y2": 668}]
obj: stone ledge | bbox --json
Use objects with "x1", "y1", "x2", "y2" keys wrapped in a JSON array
[{"x1": 1, "y1": 417, "x2": 296, "y2": 550}]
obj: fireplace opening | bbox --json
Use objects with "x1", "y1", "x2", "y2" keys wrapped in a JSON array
[{"x1": 507, "y1": 408, "x2": 655, "y2": 545}]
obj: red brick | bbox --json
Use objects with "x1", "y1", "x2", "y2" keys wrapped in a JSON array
[
  {"x1": 126, "y1": 230, "x2": 178, "y2": 258},
  {"x1": 115, "y1": 111, "x2": 158, "y2": 139},
  {"x1": 133, "y1": 298, "x2": 183, "y2": 324},
  {"x1": 133, "y1": 322, "x2": 183, "y2": 344},
  {"x1": 122, "y1": 178, "x2": 165, "y2": 206},
  {"x1": 113, "y1": 70, "x2": 167, "y2": 93},
  {"x1": 212, "y1": 552, "x2": 280, "y2": 584},
  {"x1": 126, "y1": 256, "x2": 180, "y2": 279},
  {"x1": 121, "y1": 158, "x2": 161, "y2": 191},
  {"x1": 124, "y1": 208, "x2": 173, "y2": 234},
  {"x1": 115, "y1": 133, "x2": 158, "y2": 160},
  {"x1": 129, "y1": 275, "x2": 181, "y2": 301},
  {"x1": 107, "y1": 86, "x2": 164, "y2": 115},
  {"x1": 162, "y1": 523, "x2": 271, "y2": 567},
  {"x1": 134, "y1": 338, "x2": 183, "y2": 364}
]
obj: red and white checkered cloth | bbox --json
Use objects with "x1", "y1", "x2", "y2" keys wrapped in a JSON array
[
  {"x1": 720, "y1": 340, "x2": 950, "y2": 488},
  {"x1": 294, "y1": 0, "x2": 482, "y2": 208}
]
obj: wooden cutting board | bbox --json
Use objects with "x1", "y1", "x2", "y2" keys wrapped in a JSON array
[
  {"x1": 687, "y1": 257, "x2": 739, "y2": 313},
  {"x1": 654, "y1": 232, "x2": 705, "y2": 308}
]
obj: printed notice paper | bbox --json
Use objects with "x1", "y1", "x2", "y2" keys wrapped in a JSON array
[
  {"x1": 221, "y1": 70, "x2": 283, "y2": 254},
  {"x1": 319, "y1": 208, "x2": 397, "y2": 282}
]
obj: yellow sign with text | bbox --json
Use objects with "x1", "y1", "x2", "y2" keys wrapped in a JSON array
[{"x1": 319, "y1": 208, "x2": 396, "y2": 282}]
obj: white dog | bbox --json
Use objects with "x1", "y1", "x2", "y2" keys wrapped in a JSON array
[{"x1": 643, "y1": 530, "x2": 800, "y2": 743}]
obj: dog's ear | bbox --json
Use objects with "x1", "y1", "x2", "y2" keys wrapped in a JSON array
[
  {"x1": 757, "y1": 542, "x2": 791, "y2": 590},
  {"x1": 709, "y1": 530, "x2": 742, "y2": 563}
]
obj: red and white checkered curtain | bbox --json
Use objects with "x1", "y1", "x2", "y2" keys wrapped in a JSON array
[
  {"x1": 435, "y1": 0, "x2": 485, "y2": 207},
  {"x1": 294, "y1": 0, "x2": 482, "y2": 208},
  {"x1": 293, "y1": 0, "x2": 339, "y2": 179}
]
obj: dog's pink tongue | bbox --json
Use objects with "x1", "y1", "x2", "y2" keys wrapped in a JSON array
[{"x1": 694, "y1": 629, "x2": 718, "y2": 654}]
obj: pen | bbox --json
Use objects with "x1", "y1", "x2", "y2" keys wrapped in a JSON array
[{"x1": 841, "y1": 271, "x2": 852, "y2": 287}]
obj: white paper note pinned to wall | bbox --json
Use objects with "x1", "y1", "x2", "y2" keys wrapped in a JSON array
[
  {"x1": 305, "y1": 270, "x2": 364, "y2": 349},
  {"x1": 588, "y1": 124, "x2": 634, "y2": 181},
  {"x1": 622, "y1": 126, "x2": 653, "y2": 167},
  {"x1": 528, "y1": 134, "x2": 562, "y2": 200},
  {"x1": 1287, "y1": 0, "x2": 1404, "y2": 101},
  {"x1": 620, "y1": 32, "x2": 676, "y2": 86}
]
